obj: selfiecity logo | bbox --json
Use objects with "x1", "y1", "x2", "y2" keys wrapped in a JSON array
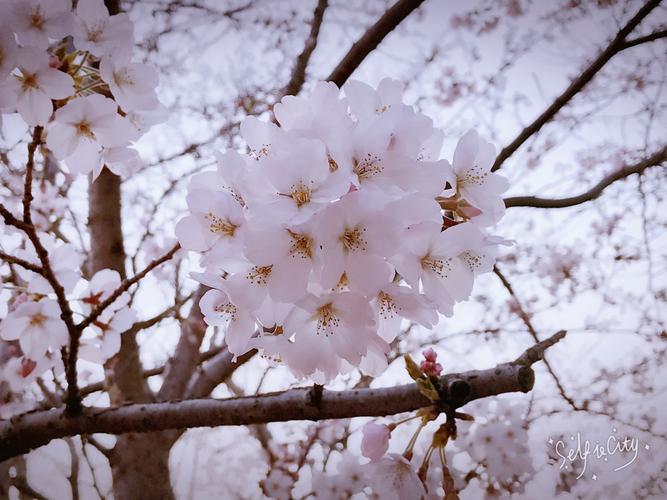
[{"x1": 548, "y1": 428, "x2": 650, "y2": 480}]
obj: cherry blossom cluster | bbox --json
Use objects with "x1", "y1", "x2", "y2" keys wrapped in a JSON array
[
  {"x1": 0, "y1": 0, "x2": 160, "y2": 397},
  {"x1": 177, "y1": 78, "x2": 509, "y2": 381},
  {"x1": 0, "y1": 0, "x2": 163, "y2": 178},
  {"x1": 0, "y1": 236, "x2": 135, "y2": 390}
]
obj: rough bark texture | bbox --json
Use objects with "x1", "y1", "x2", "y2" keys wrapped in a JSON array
[{"x1": 0, "y1": 331, "x2": 566, "y2": 462}]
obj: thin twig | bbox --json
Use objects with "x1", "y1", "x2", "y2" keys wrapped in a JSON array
[{"x1": 492, "y1": 0, "x2": 663, "y2": 172}]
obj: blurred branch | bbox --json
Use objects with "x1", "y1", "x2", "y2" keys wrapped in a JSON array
[
  {"x1": 494, "y1": 266, "x2": 578, "y2": 410},
  {"x1": 157, "y1": 285, "x2": 207, "y2": 400},
  {"x1": 504, "y1": 145, "x2": 667, "y2": 209},
  {"x1": 0, "y1": 331, "x2": 567, "y2": 462},
  {"x1": 326, "y1": 0, "x2": 426, "y2": 86},
  {"x1": 492, "y1": 0, "x2": 663, "y2": 172},
  {"x1": 620, "y1": 27, "x2": 667, "y2": 49},
  {"x1": 0, "y1": 251, "x2": 42, "y2": 273},
  {"x1": 281, "y1": 0, "x2": 329, "y2": 97}
]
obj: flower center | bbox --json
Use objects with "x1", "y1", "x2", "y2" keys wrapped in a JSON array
[
  {"x1": 87, "y1": 24, "x2": 105, "y2": 43},
  {"x1": 20, "y1": 72, "x2": 39, "y2": 91},
  {"x1": 353, "y1": 154, "x2": 382, "y2": 181},
  {"x1": 246, "y1": 265, "x2": 272, "y2": 286},
  {"x1": 333, "y1": 272, "x2": 348, "y2": 292},
  {"x1": 113, "y1": 69, "x2": 134, "y2": 88},
  {"x1": 75, "y1": 121, "x2": 96, "y2": 139},
  {"x1": 377, "y1": 291, "x2": 398, "y2": 319},
  {"x1": 327, "y1": 155, "x2": 338, "y2": 172},
  {"x1": 461, "y1": 251, "x2": 482, "y2": 273},
  {"x1": 315, "y1": 303, "x2": 339, "y2": 336},
  {"x1": 458, "y1": 165, "x2": 488, "y2": 187},
  {"x1": 29, "y1": 312, "x2": 47, "y2": 327},
  {"x1": 29, "y1": 8, "x2": 45, "y2": 30},
  {"x1": 287, "y1": 229, "x2": 312, "y2": 259},
  {"x1": 214, "y1": 301, "x2": 237, "y2": 321},
  {"x1": 420, "y1": 255, "x2": 452, "y2": 278},
  {"x1": 340, "y1": 226, "x2": 366, "y2": 252},
  {"x1": 205, "y1": 212, "x2": 238, "y2": 237},
  {"x1": 289, "y1": 181, "x2": 312, "y2": 208}
]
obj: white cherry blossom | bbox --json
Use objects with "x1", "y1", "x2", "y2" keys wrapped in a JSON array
[
  {"x1": 15, "y1": 235, "x2": 81, "y2": 294},
  {"x1": 3, "y1": 48, "x2": 74, "y2": 125},
  {"x1": 46, "y1": 94, "x2": 130, "y2": 175},
  {"x1": 72, "y1": 0, "x2": 133, "y2": 57},
  {"x1": 449, "y1": 129, "x2": 509, "y2": 225},
  {"x1": 199, "y1": 288, "x2": 256, "y2": 357},
  {"x1": 79, "y1": 269, "x2": 128, "y2": 315},
  {"x1": 78, "y1": 306, "x2": 135, "y2": 363},
  {"x1": 100, "y1": 55, "x2": 159, "y2": 111},
  {"x1": 258, "y1": 136, "x2": 349, "y2": 224},
  {"x1": 395, "y1": 222, "x2": 496, "y2": 314},
  {"x1": 362, "y1": 453, "x2": 426, "y2": 500},
  {"x1": 372, "y1": 282, "x2": 438, "y2": 342},
  {"x1": 5, "y1": 0, "x2": 72, "y2": 49},
  {"x1": 282, "y1": 291, "x2": 376, "y2": 380},
  {"x1": 0, "y1": 299, "x2": 68, "y2": 361},
  {"x1": 243, "y1": 221, "x2": 319, "y2": 303},
  {"x1": 318, "y1": 191, "x2": 396, "y2": 295},
  {"x1": 175, "y1": 190, "x2": 246, "y2": 268}
]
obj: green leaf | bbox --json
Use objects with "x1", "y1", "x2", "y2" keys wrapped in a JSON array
[{"x1": 404, "y1": 354, "x2": 423, "y2": 381}]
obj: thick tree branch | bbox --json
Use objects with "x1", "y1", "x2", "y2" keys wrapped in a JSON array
[
  {"x1": 326, "y1": 0, "x2": 426, "y2": 87},
  {"x1": 0, "y1": 331, "x2": 566, "y2": 462},
  {"x1": 504, "y1": 146, "x2": 667, "y2": 209},
  {"x1": 491, "y1": 0, "x2": 663, "y2": 172},
  {"x1": 281, "y1": 0, "x2": 329, "y2": 97}
]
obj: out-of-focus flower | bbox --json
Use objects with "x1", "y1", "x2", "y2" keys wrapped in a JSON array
[
  {"x1": 361, "y1": 422, "x2": 392, "y2": 462},
  {"x1": 72, "y1": 0, "x2": 133, "y2": 57},
  {"x1": 100, "y1": 54, "x2": 159, "y2": 111},
  {"x1": 2, "y1": 48, "x2": 74, "y2": 125},
  {"x1": 0, "y1": 299, "x2": 68, "y2": 360},
  {"x1": 5, "y1": 0, "x2": 72, "y2": 49}
]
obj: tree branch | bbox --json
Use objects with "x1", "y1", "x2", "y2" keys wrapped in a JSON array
[
  {"x1": 504, "y1": 145, "x2": 667, "y2": 209},
  {"x1": 77, "y1": 243, "x2": 181, "y2": 332},
  {"x1": 0, "y1": 251, "x2": 43, "y2": 274},
  {"x1": 620, "y1": 27, "x2": 667, "y2": 49},
  {"x1": 22, "y1": 127, "x2": 43, "y2": 224},
  {"x1": 326, "y1": 0, "x2": 426, "y2": 87},
  {"x1": 281, "y1": 0, "x2": 329, "y2": 97},
  {"x1": 491, "y1": 0, "x2": 663, "y2": 172},
  {"x1": 0, "y1": 331, "x2": 566, "y2": 462}
]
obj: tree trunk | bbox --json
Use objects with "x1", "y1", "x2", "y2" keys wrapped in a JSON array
[{"x1": 89, "y1": 166, "x2": 176, "y2": 500}]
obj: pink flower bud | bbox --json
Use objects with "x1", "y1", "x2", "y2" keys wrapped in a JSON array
[
  {"x1": 422, "y1": 348, "x2": 437, "y2": 362},
  {"x1": 361, "y1": 423, "x2": 391, "y2": 462}
]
